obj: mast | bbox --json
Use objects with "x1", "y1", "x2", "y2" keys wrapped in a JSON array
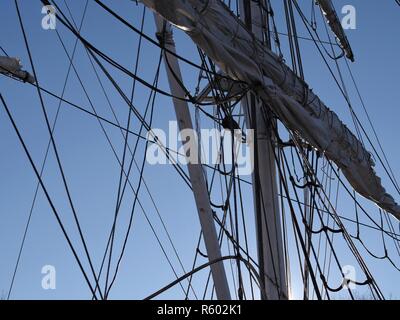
[
  {"x1": 239, "y1": 0, "x2": 288, "y2": 300},
  {"x1": 153, "y1": 14, "x2": 231, "y2": 300}
]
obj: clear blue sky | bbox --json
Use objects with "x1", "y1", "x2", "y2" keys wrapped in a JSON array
[{"x1": 0, "y1": 0, "x2": 399, "y2": 300}]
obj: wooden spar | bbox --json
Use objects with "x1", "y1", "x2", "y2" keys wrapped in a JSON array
[{"x1": 153, "y1": 14, "x2": 231, "y2": 300}]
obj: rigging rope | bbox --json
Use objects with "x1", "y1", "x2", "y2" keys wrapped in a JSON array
[
  {"x1": 7, "y1": 0, "x2": 90, "y2": 299},
  {"x1": 14, "y1": 0, "x2": 103, "y2": 298},
  {"x1": 0, "y1": 93, "x2": 99, "y2": 299}
]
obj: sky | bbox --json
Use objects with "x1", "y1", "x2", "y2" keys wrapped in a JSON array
[{"x1": 0, "y1": 0, "x2": 399, "y2": 300}]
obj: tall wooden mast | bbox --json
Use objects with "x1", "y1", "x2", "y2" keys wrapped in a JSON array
[{"x1": 239, "y1": 0, "x2": 288, "y2": 300}]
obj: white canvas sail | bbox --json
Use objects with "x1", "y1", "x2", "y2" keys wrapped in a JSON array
[{"x1": 140, "y1": 0, "x2": 400, "y2": 219}]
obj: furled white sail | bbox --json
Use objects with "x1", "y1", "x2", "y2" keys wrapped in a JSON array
[
  {"x1": 0, "y1": 56, "x2": 35, "y2": 84},
  {"x1": 316, "y1": 0, "x2": 355, "y2": 61},
  {"x1": 140, "y1": 0, "x2": 400, "y2": 219}
]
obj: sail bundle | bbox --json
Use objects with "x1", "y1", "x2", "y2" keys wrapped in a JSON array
[
  {"x1": 0, "y1": 56, "x2": 35, "y2": 84},
  {"x1": 316, "y1": 0, "x2": 355, "y2": 61},
  {"x1": 140, "y1": 0, "x2": 400, "y2": 219}
]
